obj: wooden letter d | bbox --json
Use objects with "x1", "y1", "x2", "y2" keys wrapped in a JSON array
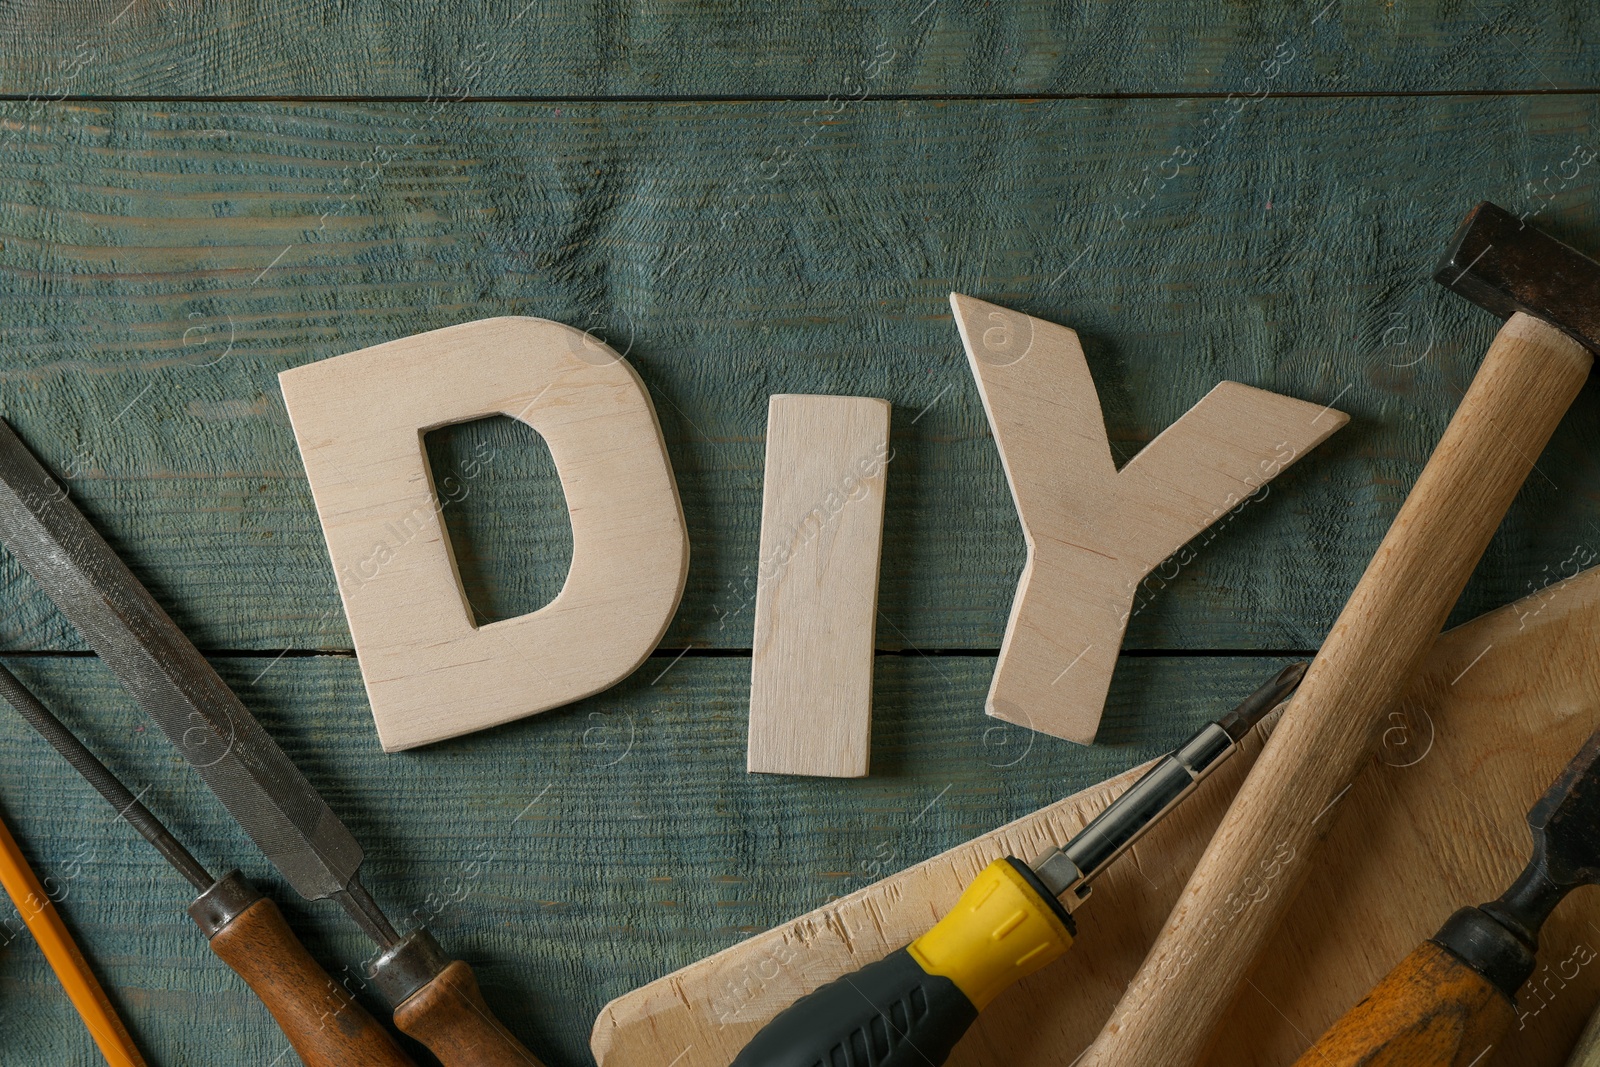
[{"x1": 280, "y1": 317, "x2": 689, "y2": 751}]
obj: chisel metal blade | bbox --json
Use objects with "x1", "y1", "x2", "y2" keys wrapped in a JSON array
[{"x1": 0, "y1": 419, "x2": 393, "y2": 943}]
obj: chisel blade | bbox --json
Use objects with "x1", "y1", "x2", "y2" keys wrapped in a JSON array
[
  {"x1": 0, "y1": 419, "x2": 364, "y2": 905},
  {"x1": 1526, "y1": 721, "x2": 1600, "y2": 890}
]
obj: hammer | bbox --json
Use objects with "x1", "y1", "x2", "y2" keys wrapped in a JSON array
[{"x1": 1078, "y1": 203, "x2": 1598, "y2": 1067}]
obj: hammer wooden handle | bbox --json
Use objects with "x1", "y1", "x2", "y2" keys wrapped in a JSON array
[
  {"x1": 1290, "y1": 941, "x2": 1514, "y2": 1067},
  {"x1": 1080, "y1": 313, "x2": 1592, "y2": 1067},
  {"x1": 393, "y1": 959, "x2": 546, "y2": 1067},
  {"x1": 207, "y1": 895, "x2": 416, "y2": 1067}
]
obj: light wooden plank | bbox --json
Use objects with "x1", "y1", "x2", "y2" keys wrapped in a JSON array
[
  {"x1": 0, "y1": 652, "x2": 1276, "y2": 1066},
  {"x1": 0, "y1": 96, "x2": 1596, "y2": 653},
  {"x1": 953, "y1": 294, "x2": 1346, "y2": 742},
  {"x1": 592, "y1": 568, "x2": 1600, "y2": 1067},
  {"x1": 0, "y1": 2, "x2": 1596, "y2": 97},
  {"x1": 748, "y1": 395, "x2": 889, "y2": 777},
  {"x1": 281, "y1": 316, "x2": 689, "y2": 751},
  {"x1": 1083, "y1": 310, "x2": 1593, "y2": 1067}
]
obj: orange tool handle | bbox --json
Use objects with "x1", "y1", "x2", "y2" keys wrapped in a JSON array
[
  {"x1": 0, "y1": 810, "x2": 146, "y2": 1067},
  {"x1": 1291, "y1": 940, "x2": 1515, "y2": 1067}
]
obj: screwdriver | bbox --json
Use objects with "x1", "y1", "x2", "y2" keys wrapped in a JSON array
[
  {"x1": 0, "y1": 663, "x2": 416, "y2": 1067},
  {"x1": 731, "y1": 661, "x2": 1308, "y2": 1067}
]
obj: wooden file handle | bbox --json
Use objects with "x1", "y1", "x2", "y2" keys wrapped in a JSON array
[
  {"x1": 393, "y1": 959, "x2": 546, "y2": 1067},
  {"x1": 1290, "y1": 941, "x2": 1515, "y2": 1067},
  {"x1": 207, "y1": 894, "x2": 416, "y2": 1067},
  {"x1": 1080, "y1": 313, "x2": 1593, "y2": 1067}
]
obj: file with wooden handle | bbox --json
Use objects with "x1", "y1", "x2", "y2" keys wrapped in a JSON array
[
  {"x1": 0, "y1": 661, "x2": 414, "y2": 1067},
  {"x1": 0, "y1": 418, "x2": 545, "y2": 1066},
  {"x1": 392, "y1": 957, "x2": 545, "y2": 1066}
]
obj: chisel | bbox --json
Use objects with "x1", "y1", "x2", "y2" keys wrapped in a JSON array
[
  {"x1": 1293, "y1": 720, "x2": 1600, "y2": 1066},
  {"x1": 0, "y1": 419, "x2": 544, "y2": 1067},
  {"x1": 731, "y1": 661, "x2": 1307, "y2": 1067},
  {"x1": 0, "y1": 663, "x2": 413, "y2": 1067}
]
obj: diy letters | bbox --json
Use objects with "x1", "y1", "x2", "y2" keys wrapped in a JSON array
[
  {"x1": 950, "y1": 293, "x2": 1347, "y2": 743},
  {"x1": 282, "y1": 304, "x2": 1343, "y2": 753},
  {"x1": 279, "y1": 317, "x2": 689, "y2": 752},
  {"x1": 747, "y1": 395, "x2": 891, "y2": 778}
]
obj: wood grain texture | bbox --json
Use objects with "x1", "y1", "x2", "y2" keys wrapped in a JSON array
[
  {"x1": 1289, "y1": 941, "x2": 1516, "y2": 1067},
  {"x1": 1567, "y1": 1000, "x2": 1600, "y2": 1066},
  {"x1": 281, "y1": 316, "x2": 689, "y2": 751},
  {"x1": 207, "y1": 894, "x2": 417, "y2": 1067},
  {"x1": 1085, "y1": 314, "x2": 1594, "y2": 1067},
  {"x1": 393, "y1": 960, "x2": 545, "y2": 1067},
  {"x1": 592, "y1": 566, "x2": 1600, "y2": 1067},
  {"x1": 747, "y1": 394, "x2": 889, "y2": 777},
  {"x1": 1, "y1": 13, "x2": 1599, "y2": 1067},
  {"x1": 1, "y1": 97, "x2": 1598, "y2": 654},
  {"x1": 952, "y1": 293, "x2": 1345, "y2": 743},
  {"x1": 0, "y1": 2, "x2": 1596, "y2": 97},
  {"x1": 0, "y1": 652, "x2": 1268, "y2": 1066},
  {"x1": 0, "y1": 800, "x2": 145, "y2": 1066}
]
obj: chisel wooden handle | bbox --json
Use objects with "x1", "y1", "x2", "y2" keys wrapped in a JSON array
[
  {"x1": 1080, "y1": 313, "x2": 1593, "y2": 1067},
  {"x1": 193, "y1": 872, "x2": 416, "y2": 1067},
  {"x1": 372, "y1": 928, "x2": 545, "y2": 1066},
  {"x1": 393, "y1": 959, "x2": 546, "y2": 1066},
  {"x1": 1291, "y1": 941, "x2": 1514, "y2": 1067}
]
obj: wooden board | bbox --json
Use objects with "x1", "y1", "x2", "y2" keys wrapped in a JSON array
[
  {"x1": 953, "y1": 293, "x2": 1345, "y2": 743},
  {"x1": 2, "y1": 97, "x2": 1599, "y2": 656},
  {"x1": 591, "y1": 567, "x2": 1600, "y2": 1067},
  {"x1": 747, "y1": 395, "x2": 890, "y2": 778},
  {"x1": 0, "y1": 2, "x2": 1597, "y2": 97},
  {"x1": 0, "y1": 652, "x2": 1291, "y2": 1067},
  {"x1": 280, "y1": 317, "x2": 689, "y2": 751},
  {"x1": 1568, "y1": 1005, "x2": 1600, "y2": 1066},
  {"x1": 1, "y1": 12, "x2": 1598, "y2": 1067}
]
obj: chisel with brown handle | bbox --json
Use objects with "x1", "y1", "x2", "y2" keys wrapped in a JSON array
[
  {"x1": 1293, "y1": 719, "x2": 1600, "y2": 1066},
  {"x1": 1080, "y1": 204, "x2": 1600, "y2": 1067},
  {"x1": 0, "y1": 663, "x2": 414, "y2": 1067},
  {"x1": 0, "y1": 419, "x2": 545, "y2": 1067}
]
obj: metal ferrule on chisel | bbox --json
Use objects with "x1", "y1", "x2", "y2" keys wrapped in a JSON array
[{"x1": 1030, "y1": 661, "x2": 1307, "y2": 907}]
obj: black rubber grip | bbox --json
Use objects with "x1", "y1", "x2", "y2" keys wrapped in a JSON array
[{"x1": 730, "y1": 947, "x2": 978, "y2": 1067}]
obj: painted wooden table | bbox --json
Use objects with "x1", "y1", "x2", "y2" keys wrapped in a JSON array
[{"x1": 0, "y1": 4, "x2": 1598, "y2": 1064}]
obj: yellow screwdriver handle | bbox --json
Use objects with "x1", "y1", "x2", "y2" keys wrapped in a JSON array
[
  {"x1": 910, "y1": 857, "x2": 1076, "y2": 1009},
  {"x1": 732, "y1": 858, "x2": 1074, "y2": 1067}
]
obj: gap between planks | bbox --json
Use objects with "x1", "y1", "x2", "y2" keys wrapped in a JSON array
[{"x1": 6, "y1": 89, "x2": 1600, "y2": 104}]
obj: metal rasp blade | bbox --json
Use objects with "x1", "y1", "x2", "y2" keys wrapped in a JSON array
[{"x1": 0, "y1": 419, "x2": 394, "y2": 944}]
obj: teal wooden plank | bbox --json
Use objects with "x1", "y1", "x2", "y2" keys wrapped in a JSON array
[
  {"x1": 0, "y1": 651, "x2": 1293, "y2": 1065},
  {"x1": 1, "y1": 96, "x2": 1598, "y2": 654},
  {"x1": 0, "y1": 1, "x2": 1595, "y2": 98}
]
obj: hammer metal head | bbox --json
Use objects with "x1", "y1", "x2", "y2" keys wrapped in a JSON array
[{"x1": 1434, "y1": 201, "x2": 1600, "y2": 356}]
